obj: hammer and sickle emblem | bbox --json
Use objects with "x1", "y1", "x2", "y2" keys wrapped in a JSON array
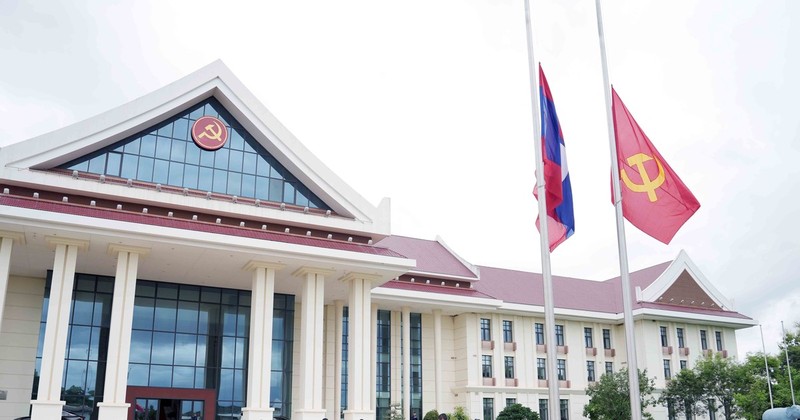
[
  {"x1": 620, "y1": 153, "x2": 665, "y2": 202},
  {"x1": 198, "y1": 121, "x2": 224, "y2": 142}
]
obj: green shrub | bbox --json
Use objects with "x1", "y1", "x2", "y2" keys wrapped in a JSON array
[{"x1": 424, "y1": 410, "x2": 439, "y2": 420}]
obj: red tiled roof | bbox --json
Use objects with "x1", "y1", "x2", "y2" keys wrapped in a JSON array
[
  {"x1": 375, "y1": 236, "x2": 477, "y2": 278},
  {"x1": 0, "y1": 195, "x2": 406, "y2": 258}
]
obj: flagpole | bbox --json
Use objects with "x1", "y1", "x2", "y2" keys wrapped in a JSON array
[
  {"x1": 761, "y1": 324, "x2": 774, "y2": 409},
  {"x1": 782, "y1": 321, "x2": 796, "y2": 405},
  {"x1": 524, "y1": 0, "x2": 561, "y2": 416},
  {"x1": 594, "y1": 1, "x2": 643, "y2": 420}
]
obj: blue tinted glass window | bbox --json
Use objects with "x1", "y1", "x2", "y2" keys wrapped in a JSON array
[{"x1": 60, "y1": 98, "x2": 330, "y2": 209}]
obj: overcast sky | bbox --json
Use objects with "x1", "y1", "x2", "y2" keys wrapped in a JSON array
[{"x1": 1, "y1": 0, "x2": 797, "y2": 358}]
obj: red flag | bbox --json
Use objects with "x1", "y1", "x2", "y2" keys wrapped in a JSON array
[{"x1": 612, "y1": 88, "x2": 700, "y2": 244}]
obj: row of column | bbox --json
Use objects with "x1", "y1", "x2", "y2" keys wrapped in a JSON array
[{"x1": 0, "y1": 232, "x2": 380, "y2": 420}]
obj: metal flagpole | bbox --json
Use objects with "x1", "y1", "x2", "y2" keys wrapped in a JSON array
[
  {"x1": 524, "y1": 0, "x2": 561, "y2": 416},
  {"x1": 761, "y1": 324, "x2": 774, "y2": 408},
  {"x1": 782, "y1": 321, "x2": 796, "y2": 405},
  {"x1": 593, "y1": 1, "x2": 643, "y2": 419}
]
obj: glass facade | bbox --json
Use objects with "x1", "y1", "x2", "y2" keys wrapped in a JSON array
[
  {"x1": 34, "y1": 274, "x2": 295, "y2": 420},
  {"x1": 409, "y1": 313, "x2": 423, "y2": 417},
  {"x1": 375, "y1": 310, "x2": 391, "y2": 420},
  {"x1": 34, "y1": 273, "x2": 114, "y2": 420},
  {"x1": 483, "y1": 397, "x2": 494, "y2": 420},
  {"x1": 61, "y1": 98, "x2": 329, "y2": 210},
  {"x1": 555, "y1": 325, "x2": 564, "y2": 346},
  {"x1": 341, "y1": 306, "x2": 349, "y2": 416}
]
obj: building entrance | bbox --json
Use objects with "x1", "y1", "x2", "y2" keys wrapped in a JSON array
[{"x1": 127, "y1": 386, "x2": 216, "y2": 420}]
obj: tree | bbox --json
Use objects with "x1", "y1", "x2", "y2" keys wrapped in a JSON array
[
  {"x1": 659, "y1": 368, "x2": 706, "y2": 419},
  {"x1": 424, "y1": 410, "x2": 439, "y2": 420},
  {"x1": 695, "y1": 353, "x2": 751, "y2": 419},
  {"x1": 449, "y1": 407, "x2": 469, "y2": 420},
  {"x1": 583, "y1": 368, "x2": 657, "y2": 420},
  {"x1": 496, "y1": 403, "x2": 539, "y2": 420}
]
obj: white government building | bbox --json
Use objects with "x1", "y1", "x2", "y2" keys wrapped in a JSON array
[{"x1": 0, "y1": 62, "x2": 754, "y2": 420}]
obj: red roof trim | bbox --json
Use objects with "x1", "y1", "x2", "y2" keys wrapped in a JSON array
[{"x1": 0, "y1": 195, "x2": 405, "y2": 258}]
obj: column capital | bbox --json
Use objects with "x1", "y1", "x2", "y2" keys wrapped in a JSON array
[
  {"x1": 0, "y1": 230, "x2": 25, "y2": 245},
  {"x1": 243, "y1": 260, "x2": 286, "y2": 272},
  {"x1": 107, "y1": 244, "x2": 151, "y2": 256},
  {"x1": 293, "y1": 266, "x2": 336, "y2": 278},
  {"x1": 45, "y1": 236, "x2": 89, "y2": 251},
  {"x1": 339, "y1": 272, "x2": 382, "y2": 283}
]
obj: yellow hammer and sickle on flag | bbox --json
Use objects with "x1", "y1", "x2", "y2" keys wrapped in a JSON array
[
  {"x1": 198, "y1": 121, "x2": 224, "y2": 142},
  {"x1": 620, "y1": 153, "x2": 666, "y2": 202}
]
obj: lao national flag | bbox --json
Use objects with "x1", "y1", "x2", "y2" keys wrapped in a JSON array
[
  {"x1": 534, "y1": 66, "x2": 575, "y2": 251},
  {"x1": 612, "y1": 87, "x2": 700, "y2": 244}
]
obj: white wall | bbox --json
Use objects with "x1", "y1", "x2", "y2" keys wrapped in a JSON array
[{"x1": 0, "y1": 276, "x2": 45, "y2": 420}]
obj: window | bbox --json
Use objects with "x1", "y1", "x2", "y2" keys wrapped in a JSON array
[
  {"x1": 481, "y1": 318, "x2": 491, "y2": 341},
  {"x1": 376, "y1": 310, "x2": 391, "y2": 420},
  {"x1": 660, "y1": 326, "x2": 669, "y2": 347},
  {"x1": 62, "y1": 98, "x2": 330, "y2": 210},
  {"x1": 538, "y1": 399, "x2": 548, "y2": 420},
  {"x1": 715, "y1": 331, "x2": 724, "y2": 351},
  {"x1": 605, "y1": 362, "x2": 613, "y2": 375},
  {"x1": 483, "y1": 397, "x2": 495, "y2": 420},
  {"x1": 602, "y1": 328, "x2": 611, "y2": 349},
  {"x1": 680, "y1": 360, "x2": 687, "y2": 371},
  {"x1": 667, "y1": 401, "x2": 676, "y2": 420},
  {"x1": 555, "y1": 324, "x2": 565, "y2": 346},
  {"x1": 700, "y1": 329, "x2": 708, "y2": 350},
  {"x1": 584, "y1": 327, "x2": 594, "y2": 348},
  {"x1": 506, "y1": 398, "x2": 516, "y2": 407},
  {"x1": 587, "y1": 361, "x2": 596, "y2": 382},
  {"x1": 708, "y1": 399, "x2": 717, "y2": 420},
  {"x1": 663, "y1": 359, "x2": 672, "y2": 380},
  {"x1": 557, "y1": 359, "x2": 567, "y2": 381},
  {"x1": 482, "y1": 355, "x2": 493, "y2": 378},
  {"x1": 560, "y1": 399, "x2": 570, "y2": 420},
  {"x1": 537, "y1": 358, "x2": 546, "y2": 380},
  {"x1": 503, "y1": 320, "x2": 513, "y2": 343},
  {"x1": 504, "y1": 356, "x2": 515, "y2": 379},
  {"x1": 677, "y1": 327, "x2": 685, "y2": 348},
  {"x1": 410, "y1": 313, "x2": 423, "y2": 417},
  {"x1": 535, "y1": 323, "x2": 545, "y2": 345}
]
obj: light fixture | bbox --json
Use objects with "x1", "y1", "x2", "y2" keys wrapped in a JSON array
[
  {"x1": 182, "y1": 188, "x2": 189, "y2": 196},
  {"x1": 261, "y1": 224, "x2": 267, "y2": 230},
  {"x1": 99, "y1": 175, "x2": 106, "y2": 183},
  {"x1": 116, "y1": 204, "x2": 123, "y2": 210},
  {"x1": 255, "y1": 199, "x2": 261, "y2": 207},
  {"x1": 232, "y1": 195, "x2": 238, "y2": 203},
  {"x1": 325, "y1": 210, "x2": 331, "y2": 217},
  {"x1": 156, "y1": 184, "x2": 162, "y2": 192},
  {"x1": 72, "y1": 170, "x2": 79, "y2": 179},
  {"x1": 215, "y1": 218, "x2": 221, "y2": 224},
  {"x1": 90, "y1": 200, "x2": 96, "y2": 206},
  {"x1": 240, "y1": 222, "x2": 246, "y2": 227},
  {"x1": 62, "y1": 197, "x2": 68, "y2": 202},
  {"x1": 142, "y1": 208, "x2": 148, "y2": 214},
  {"x1": 284, "y1": 228, "x2": 290, "y2": 233},
  {"x1": 303, "y1": 206, "x2": 309, "y2": 214},
  {"x1": 126, "y1": 179, "x2": 133, "y2": 187},
  {"x1": 192, "y1": 215, "x2": 198, "y2": 221},
  {"x1": 33, "y1": 192, "x2": 39, "y2": 199},
  {"x1": 168, "y1": 212, "x2": 174, "y2": 217},
  {"x1": 280, "y1": 203, "x2": 286, "y2": 211}
]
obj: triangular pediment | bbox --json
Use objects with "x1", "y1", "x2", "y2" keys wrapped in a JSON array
[
  {"x1": 639, "y1": 250, "x2": 734, "y2": 311},
  {"x1": 0, "y1": 60, "x2": 390, "y2": 238},
  {"x1": 57, "y1": 97, "x2": 329, "y2": 210}
]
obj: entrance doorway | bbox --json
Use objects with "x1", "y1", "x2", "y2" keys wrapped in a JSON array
[{"x1": 127, "y1": 386, "x2": 216, "y2": 420}]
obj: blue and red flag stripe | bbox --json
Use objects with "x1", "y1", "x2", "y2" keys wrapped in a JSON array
[{"x1": 535, "y1": 65, "x2": 575, "y2": 251}]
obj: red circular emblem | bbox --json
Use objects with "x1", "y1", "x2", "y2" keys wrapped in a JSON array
[{"x1": 191, "y1": 116, "x2": 229, "y2": 151}]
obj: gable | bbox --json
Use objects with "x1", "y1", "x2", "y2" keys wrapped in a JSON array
[
  {"x1": 58, "y1": 97, "x2": 330, "y2": 210},
  {"x1": 638, "y1": 250, "x2": 734, "y2": 311},
  {"x1": 0, "y1": 60, "x2": 391, "y2": 238},
  {"x1": 654, "y1": 270, "x2": 721, "y2": 310}
]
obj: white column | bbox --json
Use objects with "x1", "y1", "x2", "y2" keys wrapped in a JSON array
[
  {"x1": 0, "y1": 231, "x2": 24, "y2": 335},
  {"x1": 31, "y1": 237, "x2": 88, "y2": 420},
  {"x1": 433, "y1": 309, "x2": 443, "y2": 410},
  {"x1": 343, "y1": 273, "x2": 380, "y2": 420},
  {"x1": 97, "y1": 245, "x2": 149, "y2": 419},
  {"x1": 370, "y1": 304, "x2": 378, "y2": 412},
  {"x1": 243, "y1": 261, "x2": 285, "y2": 420},
  {"x1": 294, "y1": 267, "x2": 334, "y2": 420},
  {"x1": 334, "y1": 300, "x2": 345, "y2": 420},
  {"x1": 402, "y1": 307, "x2": 411, "y2": 420}
]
